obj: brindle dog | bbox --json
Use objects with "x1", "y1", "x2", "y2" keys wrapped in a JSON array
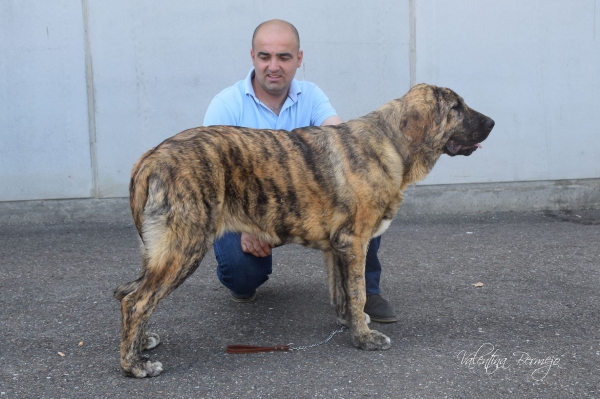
[{"x1": 115, "y1": 84, "x2": 495, "y2": 377}]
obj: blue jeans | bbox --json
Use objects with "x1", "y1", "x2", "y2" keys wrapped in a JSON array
[{"x1": 214, "y1": 233, "x2": 382, "y2": 296}]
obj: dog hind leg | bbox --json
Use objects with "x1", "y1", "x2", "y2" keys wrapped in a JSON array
[
  {"x1": 119, "y1": 245, "x2": 211, "y2": 377},
  {"x1": 118, "y1": 209, "x2": 215, "y2": 378},
  {"x1": 114, "y1": 264, "x2": 161, "y2": 351},
  {"x1": 114, "y1": 262, "x2": 147, "y2": 301}
]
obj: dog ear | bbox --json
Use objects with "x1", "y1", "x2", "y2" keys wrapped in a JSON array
[
  {"x1": 399, "y1": 85, "x2": 437, "y2": 146},
  {"x1": 430, "y1": 86, "x2": 463, "y2": 142},
  {"x1": 433, "y1": 87, "x2": 457, "y2": 121}
]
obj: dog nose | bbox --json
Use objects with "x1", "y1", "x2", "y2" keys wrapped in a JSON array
[{"x1": 485, "y1": 118, "x2": 495, "y2": 130}]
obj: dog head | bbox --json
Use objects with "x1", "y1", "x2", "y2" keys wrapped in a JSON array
[
  {"x1": 401, "y1": 84, "x2": 495, "y2": 157},
  {"x1": 438, "y1": 88, "x2": 495, "y2": 157}
]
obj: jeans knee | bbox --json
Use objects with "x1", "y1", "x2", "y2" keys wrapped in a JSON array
[
  {"x1": 214, "y1": 232, "x2": 272, "y2": 295},
  {"x1": 216, "y1": 263, "x2": 270, "y2": 294}
]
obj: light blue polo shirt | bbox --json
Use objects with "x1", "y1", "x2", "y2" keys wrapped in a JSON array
[{"x1": 203, "y1": 68, "x2": 338, "y2": 130}]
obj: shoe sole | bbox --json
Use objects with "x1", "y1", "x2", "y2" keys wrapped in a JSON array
[
  {"x1": 230, "y1": 292, "x2": 257, "y2": 303},
  {"x1": 368, "y1": 316, "x2": 398, "y2": 323}
]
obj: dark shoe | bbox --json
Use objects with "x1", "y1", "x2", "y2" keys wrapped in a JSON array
[
  {"x1": 230, "y1": 290, "x2": 257, "y2": 303},
  {"x1": 364, "y1": 294, "x2": 397, "y2": 323}
]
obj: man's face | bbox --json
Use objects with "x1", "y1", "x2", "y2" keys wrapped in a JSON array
[{"x1": 251, "y1": 26, "x2": 303, "y2": 98}]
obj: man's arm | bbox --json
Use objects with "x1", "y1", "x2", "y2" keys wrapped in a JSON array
[
  {"x1": 309, "y1": 83, "x2": 342, "y2": 126},
  {"x1": 321, "y1": 115, "x2": 344, "y2": 126}
]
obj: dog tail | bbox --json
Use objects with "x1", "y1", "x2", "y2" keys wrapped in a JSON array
[{"x1": 129, "y1": 149, "x2": 156, "y2": 235}]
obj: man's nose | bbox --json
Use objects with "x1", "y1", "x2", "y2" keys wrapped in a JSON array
[{"x1": 268, "y1": 58, "x2": 279, "y2": 71}]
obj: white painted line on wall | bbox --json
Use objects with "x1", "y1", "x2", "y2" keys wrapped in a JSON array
[
  {"x1": 409, "y1": 0, "x2": 417, "y2": 87},
  {"x1": 82, "y1": 0, "x2": 99, "y2": 198}
]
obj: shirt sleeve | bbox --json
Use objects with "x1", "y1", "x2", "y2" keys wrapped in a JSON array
[
  {"x1": 203, "y1": 96, "x2": 238, "y2": 126},
  {"x1": 310, "y1": 85, "x2": 338, "y2": 126}
]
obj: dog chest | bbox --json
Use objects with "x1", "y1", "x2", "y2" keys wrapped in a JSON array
[{"x1": 372, "y1": 219, "x2": 392, "y2": 238}]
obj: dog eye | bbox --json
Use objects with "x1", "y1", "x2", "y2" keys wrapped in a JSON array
[
  {"x1": 448, "y1": 103, "x2": 463, "y2": 117},
  {"x1": 447, "y1": 104, "x2": 461, "y2": 122}
]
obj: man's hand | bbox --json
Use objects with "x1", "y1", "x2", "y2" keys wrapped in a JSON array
[{"x1": 240, "y1": 233, "x2": 274, "y2": 257}]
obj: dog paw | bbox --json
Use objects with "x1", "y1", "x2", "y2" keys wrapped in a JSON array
[
  {"x1": 143, "y1": 332, "x2": 161, "y2": 350},
  {"x1": 351, "y1": 329, "x2": 391, "y2": 351},
  {"x1": 123, "y1": 360, "x2": 164, "y2": 378},
  {"x1": 337, "y1": 312, "x2": 371, "y2": 326}
]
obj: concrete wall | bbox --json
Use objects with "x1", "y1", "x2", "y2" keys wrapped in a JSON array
[
  {"x1": 416, "y1": 0, "x2": 600, "y2": 185},
  {"x1": 1, "y1": 1, "x2": 599, "y2": 206},
  {"x1": 1, "y1": 1, "x2": 93, "y2": 201}
]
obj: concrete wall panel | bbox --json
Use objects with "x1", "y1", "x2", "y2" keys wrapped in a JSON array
[
  {"x1": 415, "y1": 0, "x2": 600, "y2": 185},
  {"x1": 0, "y1": 1, "x2": 92, "y2": 201}
]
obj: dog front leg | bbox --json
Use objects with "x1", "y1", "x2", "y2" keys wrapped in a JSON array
[{"x1": 326, "y1": 238, "x2": 391, "y2": 351}]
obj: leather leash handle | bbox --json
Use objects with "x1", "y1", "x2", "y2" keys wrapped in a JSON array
[{"x1": 226, "y1": 345, "x2": 290, "y2": 354}]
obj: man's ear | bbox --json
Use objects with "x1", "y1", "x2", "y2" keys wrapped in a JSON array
[
  {"x1": 296, "y1": 50, "x2": 303, "y2": 68},
  {"x1": 250, "y1": 48, "x2": 256, "y2": 61}
]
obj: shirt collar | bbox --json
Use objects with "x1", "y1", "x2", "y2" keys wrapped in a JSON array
[{"x1": 244, "y1": 68, "x2": 301, "y2": 103}]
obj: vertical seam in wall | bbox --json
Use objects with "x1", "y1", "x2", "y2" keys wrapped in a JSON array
[
  {"x1": 409, "y1": 0, "x2": 416, "y2": 87},
  {"x1": 82, "y1": 0, "x2": 99, "y2": 198}
]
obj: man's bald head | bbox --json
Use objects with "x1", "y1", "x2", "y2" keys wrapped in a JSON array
[{"x1": 252, "y1": 19, "x2": 300, "y2": 52}]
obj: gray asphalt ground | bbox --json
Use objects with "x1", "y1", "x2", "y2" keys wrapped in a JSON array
[{"x1": 1, "y1": 209, "x2": 599, "y2": 398}]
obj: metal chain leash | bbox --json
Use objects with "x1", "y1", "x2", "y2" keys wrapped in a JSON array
[{"x1": 287, "y1": 325, "x2": 346, "y2": 351}]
